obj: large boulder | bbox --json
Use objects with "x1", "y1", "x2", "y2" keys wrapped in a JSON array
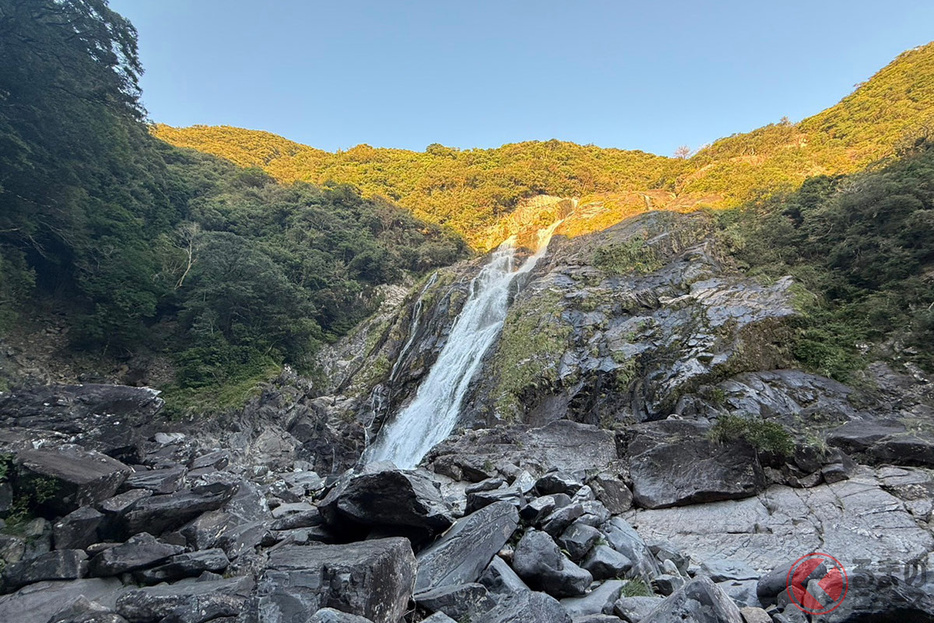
[
  {"x1": 480, "y1": 590, "x2": 572, "y2": 623},
  {"x1": 640, "y1": 576, "x2": 743, "y2": 623},
  {"x1": 512, "y1": 529, "x2": 593, "y2": 598},
  {"x1": 14, "y1": 447, "x2": 131, "y2": 515},
  {"x1": 625, "y1": 421, "x2": 765, "y2": 509},
  {"x1": 602, "y1": 518, "x2": 660, "y2": 581},
  {"x1": 88, "y1": 533, "x2": 183, "y2": 577},
  {"x1": 133, "y1": 549, "x2": 229, "y2": 584},
  {"x1": 116, "y1": 576, "x2": 252, "y2": 623},
  {"x1": 252, "y1": 538, "x2": 416, "y2": 623},
  {"x1": 53, "y1": 507, "x2": 105, "y2": 550},
  {"x1": 119, "y1": 482, "x2": 239, "y2": 536},
  {"x1": 0, "y1": 578, "x2": 124, "y2": 623},
  {"x1": 415, "y1": 500, "x2": 519, "y2": 593},
  {"x1": 318, "y1": 465, "x2": 453, "y2": 535},
  {"x1": 2, "y1": 550, "x2": 88, "y2": 591}
]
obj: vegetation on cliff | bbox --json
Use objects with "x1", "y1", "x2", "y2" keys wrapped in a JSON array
[{"x1": 0, "y1": 0, "x2": 466, "y2": 413}]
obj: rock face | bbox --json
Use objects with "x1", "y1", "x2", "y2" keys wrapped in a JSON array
[
  {"x1": 319, "y1": 465, "x2": 454, "y2": 535},
  {"x1": 415, "y1": 500, "x2": 519, "y2": 594},
  {"x1": 14, "y1": 447, "x2": 131, "y2": 515},
  {"x1": 625, "y1": 421, "x2": 765, "y2": 509},
  {"x1": 253, "y1": 539, "x2": 416, "y2": 623}
]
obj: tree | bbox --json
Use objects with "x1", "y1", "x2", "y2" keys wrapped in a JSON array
[{"x1": 674, "y1": 145, "x2": 692, "y2": 159}]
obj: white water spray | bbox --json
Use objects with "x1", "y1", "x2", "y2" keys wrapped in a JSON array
[{"x1": 364, "y1": 221, "x2": 563, "y2": 468}]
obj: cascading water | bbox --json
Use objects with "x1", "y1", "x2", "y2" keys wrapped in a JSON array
[{"x1": 363, "y1": 221, "x2": 563, "y2": 468}]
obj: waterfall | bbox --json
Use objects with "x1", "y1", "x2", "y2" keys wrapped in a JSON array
[{"x1": 363, "y1": 221, "x2": 562, "y2": 468}]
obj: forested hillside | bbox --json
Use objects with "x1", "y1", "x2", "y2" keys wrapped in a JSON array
[
  {"x1": 155, "y1": 42, "x2": 934, "y2": 250},
  {"x1": 0, "y1": 0, "x2": 466, "y2": 412}
]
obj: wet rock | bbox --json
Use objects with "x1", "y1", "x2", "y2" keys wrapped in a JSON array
[
  {"x1": 253, "y1": 538, "x2": 415, "y2": 623},
  {"x1": 190, "y1": 450, "x2": 229, "y2": 471},
  {"x1": 2, "y1": 549, "x2": 88, "y2": 591},
  {"x1": 640, "y1": 576, "x2": 743, "y2": 623},
  {"x1": 626, "y1": 422, "x2": 764, "y2": 509},
  {"x1": 481, "y1": 590, "x2": 572, "y2": 623},
  {"x1": 560, "y1": 579, "x2": 624, "y2": 617},
  {"x1": 120, "y1": 482, "x2": 239, "y2": 536},
  {"x1": 465, "y1": 485, "x2": 524, "y2": 514},
  {"x1": 415, "y1": 583, "x2": 495, "y2": 621},
  {"x1": 512, "y1": 529, "x2": 593, "y2": 598},
  {"x1": 812, "y1": 569, "x2": 934, "y2": 622},
  {"x1": 558, "y1": 521, "x2": 602, "y2": 561},
  {"x1": 479, "y1": 555, "x2": 531, "y2": 596},
  {"x1": 0, "y1": 578, "x2": 124, "y2": 623},
  {"x1": 415, "y1": 500, "x2": 519, "y2": 593},
  {"x1": 133, "y1": 549, "x2": 229, "y2": 584},
  {"x1": 214, "y1": 521, "x2": 272, "y2": 560},
  {"x1": 116, "y1": 576, "x2": 252, "y2": 623},
  {"x1": 88, "y1": 533, "x2": 183, "y2": 577},
  {"x1": 582, "y1": 545, "x2": 633, "y2": 581},
  {"x1": 15, "y1": 447, "x2": 131, "y2": 515},
  {"x1": 179, "y1": 511, "x2": 230, "y2": 551},
  {"x1": 123, "y1": 466, "x2": 186, "y2": 494},
  {"x1": 53, "y1": 507, "x2": 104, "y2": 550},
  {"x1": 319, "y1": 466, "x2": 453, "y2": 535}
]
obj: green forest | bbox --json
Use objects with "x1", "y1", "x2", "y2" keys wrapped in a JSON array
[
  {"x1": 1, "y1": 0, "x2": 933, "y2": 415},
  {"x1": 0, "y1": 0, "x2": 466, "y2": 413}
]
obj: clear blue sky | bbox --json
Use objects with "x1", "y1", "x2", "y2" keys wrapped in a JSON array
[{"x1": 111, "y1": 0, "x2": 934, "y2": 157}]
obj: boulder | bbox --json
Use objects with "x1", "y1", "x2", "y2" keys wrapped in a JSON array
[
  {"x1": 582, "y1": 546, "x2": 633, "y2": 580},
  {"x1": 319, "y1": 466, "x2": 453, "y2": 535},
  {"x1": 15, "y1": 447, "x2": 131, "y2": 515},
  {"x1": 536, "y1": 472, "x2": 584, "y2": 496},
  {"x1": 520, "y1": 494, "x2": 572, "y2": 523},
  {"x1": 0, "y1": 578, "x2": 124, "y2": 623},
  {"x1": 589, "y1": 473, "x2": 633, "y2": 514},
  {"x1": 88, "y1": 533, "x2": 184, "y2": 577},
  {"x1": 48, "y1": 595, "x2": 127, "y2": 623},
  {"x1": 613, "y1": 596, "x2": 664, "y2": 622},
  {"x1": 512, "y1": 529, "x2": 593, "y2": 598},
  {"x1": 309, "y1": 609, "x2": 374, "y2": 623},
  {"x1": 699, "y1": 558, "x2": 758, "y2": 583},
  {"x1": 253, "y1": 538, "x2": 415, "y2": 623},
  {"x1": 540, "y1": 503, "x2": 584, "y2": 537},
  {"x1": 558, "y1": 522, "x2": 602, "y2": 561},
  {"x1": 602, "y1": 518, "x2": 660, "y2": 581},
  {"x1": 415, "y1": 501, "x2": 519, "y2": 593},
  {"x1": 480, "y1": 590, "x2": 572, "y2": 623},
  {"x1": 116, "y1": 576, "x2": 252, "y2": 623},
  {"x1": 2, "y1": 550, "x2": 88, "y2": 591},
  {"x1": 479, "y1": 555, "x2": 531, "y2": 596},
  {"x1": 123, "y1": 466, "x2": 186, "y2": 494},
  {"x1": 53, "y1": 507, "x2": 104, "y2": 550},
  {"x1": 415, "y1": 583, "x2": 495, "y2": 621},
  {"x1": 627, "y1": 423, "x2": 764, "y2": 509},
  {"x1": 640, "y1": 576, "x2": 743, "y2": 623},
  {"x1": 560, "y1": 579, "x2": 624, "y2": 617},
  {"x1": 133, "y1": 549, "x2": 229, "y2": 584},
  {"x1": 812, "y1": 570, "x2": 934, "y2": 622},
  {"x1": 119, "y1": 482, "x2": 239, "y2": 536}
]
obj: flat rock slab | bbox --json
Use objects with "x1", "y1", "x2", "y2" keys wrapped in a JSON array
[
  {"x1": 120, "y1": 482, "x2": 239, "y2": 536},
  {"x1": 254, "y1": 538, "x2": 415, "y2": 623},
  {"x1": 415, "y1": 500, "x2": 519, "y2": 593},
  {"x1": 0, "y1": 578, "x2": 125, "y2": 623},
  {"x1": 641, "y1": 576, "x2": 743, "y2": 623},
  {"x1": 116, "y1": 576, "x2": 252, "y2": 623},
  {"x1": 629, "y1": 469, "x2": 934, "y2": 572},
  {"x1": 15, "y1": 447, "x2": 131, "y2": 515}
]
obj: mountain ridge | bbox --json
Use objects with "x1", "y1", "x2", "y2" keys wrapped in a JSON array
[{"x1": 154, "y1": 41, "x2": 934, "y2": 250}]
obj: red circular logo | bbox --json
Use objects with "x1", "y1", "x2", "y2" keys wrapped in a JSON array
[{"x1": 786, "y1": 552, "x2": 849, "y2": 615}]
